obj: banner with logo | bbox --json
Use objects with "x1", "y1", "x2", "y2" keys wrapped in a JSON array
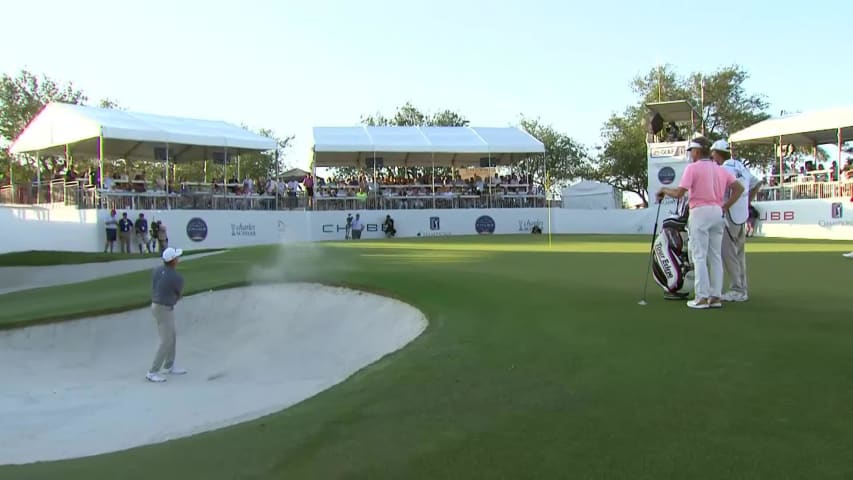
[
  {"x1": 751, "y1": 198, "x2": 853, "y2": 240},
  {"x1": 647, "y1": 141, "x2": 689, "y2": 202}
]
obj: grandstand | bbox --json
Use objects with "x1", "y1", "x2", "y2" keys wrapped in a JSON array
[{"x1": 1, "y1": 104, "x2": 547, "y2": 212}]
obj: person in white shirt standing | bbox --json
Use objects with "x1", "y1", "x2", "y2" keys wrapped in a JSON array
[{"x1": 711, "y1": 140, "x2": 761, "y2": 302}]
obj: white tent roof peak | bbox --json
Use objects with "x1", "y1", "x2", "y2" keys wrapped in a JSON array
[
  {"x1": 9, "y1": 102, "x2": 277, "y2": 158},
  {"x1": 729, "y1": 105, "x2": 853, "y2": 146},
  {"x1": 312, "y1": 125, "x2": 545, "y2": 167}
]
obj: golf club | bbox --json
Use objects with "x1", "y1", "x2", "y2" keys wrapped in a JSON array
[{"x1": 638, "y1": 199, "x2": 664, "y2": 306}]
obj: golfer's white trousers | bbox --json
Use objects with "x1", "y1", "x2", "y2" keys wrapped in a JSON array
[{"x1": 688, "y1": 205, "x2": 725, "y2": 299}]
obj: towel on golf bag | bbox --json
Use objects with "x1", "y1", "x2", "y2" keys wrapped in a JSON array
[{"x1": 652, "y1": 200, "x2": 691, "y2": 295}]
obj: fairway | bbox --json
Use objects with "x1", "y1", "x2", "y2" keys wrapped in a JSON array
[{"x1": 2, "y1": 234, "x2": 852, "y2": 479}]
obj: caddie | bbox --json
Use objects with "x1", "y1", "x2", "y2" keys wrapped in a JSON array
[{"x1": 710, "y1": 139, "x2": 762, "y2": 302}]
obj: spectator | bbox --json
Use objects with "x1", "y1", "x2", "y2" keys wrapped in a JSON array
[
  {"x1": 118, "y1": 212, "x2": 133, "y2": 254},
  {"x1": 382, "y1": 214, "x2": 396, "y2": 238},
  {"x1": 135, "y1": 213, "x2": 152, "y2": 255},
  {"x1": 104, "y1": 209, "x2": 118, "y2": 253},
  {"x1": 351, "y1": 214, "x2": 364, "y2": 239},
  {"x1": 157, "y1": 221, "x2": 169, "y2": 252}
]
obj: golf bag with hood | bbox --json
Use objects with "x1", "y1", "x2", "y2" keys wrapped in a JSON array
[{"x1": 651, "y1": 198, "x2": 694, "y2": 300}]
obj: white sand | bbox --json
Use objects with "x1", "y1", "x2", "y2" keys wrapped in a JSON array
[
  {"x1": 0, "y1": 283, "x2": 427, "y2": 465},
  {"x1": 0, "y1": 251, "x2": 223, "y2": 295}
]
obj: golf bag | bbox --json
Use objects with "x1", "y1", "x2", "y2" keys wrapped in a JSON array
[{"x1": 651, "y1": 199, "x2": 693, "y2": 300}]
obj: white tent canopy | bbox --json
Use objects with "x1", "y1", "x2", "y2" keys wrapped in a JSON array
[
  {"x1": 561, "y1": 180, "x2": 621, "y2": 209},
  {"x1": 9, "y1": 102, "x2": 277, "y2": 162},
  {"x1": 729, "y1": 106, "x2": 853, "y2": 146},
  {"x1": 312, "y1": 126, "x2": 545, "y2": 167}
]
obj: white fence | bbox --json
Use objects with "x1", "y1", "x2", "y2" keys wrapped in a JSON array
[{"x1": 1, "y1": 197, "x2": 850, "y2": 254}]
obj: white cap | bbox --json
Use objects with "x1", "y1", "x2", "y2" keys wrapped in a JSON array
[
  {"x1": 711, "y1": 139, "x2": 730, "y2": 153},
  {"x1": 162, "y1": 247, "x2": 183, "y2": 262}
]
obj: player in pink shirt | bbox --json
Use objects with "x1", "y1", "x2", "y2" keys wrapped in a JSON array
[{"x1": 657, "y1": 137, "x2": 744, "y2": 309}]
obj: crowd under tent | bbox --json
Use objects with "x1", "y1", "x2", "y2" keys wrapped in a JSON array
[
  {"x1": 730, "y1": 106, "x2": 853, "y2": 180},
  {"x1": 9, "y1": 102, "x2": 277, "y2": 189}
]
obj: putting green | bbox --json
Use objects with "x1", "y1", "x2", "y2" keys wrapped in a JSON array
[{"x1": 2, "y1": 234, "x2": 852, "y2": 479}]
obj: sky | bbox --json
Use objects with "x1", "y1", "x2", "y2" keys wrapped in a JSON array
[{"x1": 2, "y1": 0, "x2": 852, "y2": 170}]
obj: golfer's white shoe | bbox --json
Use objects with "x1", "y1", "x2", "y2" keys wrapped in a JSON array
[
  {"x1": 843, "y1": 252, "x2": 853, "y2": 258},
  {"x1": 164, "y1": 366, "x2": 187, "y2": 375},
  {"x1": 721, "y1": 291, "x2": 748, "y2": 302},
  {"x1": 687, "y1": 299, "x2": 710, "y2": 309},
  {"x1": 146, "y1": 372, "x2": 166, "y2": 382}
]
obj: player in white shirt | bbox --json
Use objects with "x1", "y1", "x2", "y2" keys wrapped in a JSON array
[{"x1": 711, "y1": 140, "x2": 762, "y2": 302}]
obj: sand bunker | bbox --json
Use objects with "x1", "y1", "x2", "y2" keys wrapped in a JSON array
[{"x1": 0, "y1": 283, "x2": 427, "y2": 465}]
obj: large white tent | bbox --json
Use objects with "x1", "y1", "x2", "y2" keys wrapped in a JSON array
[
  {"x1": 729, "y1": 106, "x2": 853, "y2": 146},
  {"x1": 730, "y1": 106, "x2": 853, "y2": 181},
  {"x1": 312, "y1": 126, "x2": 545, "y2": 167},
  {"x1": 561, "y1": 180, "x2": 621, "y2": 209},
  {"x1": 9, "y1": 102, "x2": 276, "y2": 162}
]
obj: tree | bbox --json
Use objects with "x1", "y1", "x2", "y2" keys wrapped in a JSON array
[
  {"x1": 587, "y1": 63, "x2": 773, "y2": 204},
  {"x1": 98, "y1": 97, "x2": 124, "y2": 110},
  {"x1": 239, "y1": 128, "x2": 295, "y2": 180},
  {"x1": 632, "y1": 63, "x2": 772, "y2": 166},
  {"x1": 1, "y1": 69, "x2": 88, "y2": 181},
  {"x1": 517, "y1": 116, "x2": 588, "y2": 193},
  {"x1": 589, "y1": 106, "x2": 650, "y2": 206},
  {"x1": 360, "y1": 101, "x2": 469, "y2": 128}
]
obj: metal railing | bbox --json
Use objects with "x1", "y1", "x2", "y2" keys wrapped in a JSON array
[
  {"x1": 756, "y1": 181, "x2": 853, "y2": 202},
  {"x1": 0, "y1": 180, "x2": 549, "y2": 211}
]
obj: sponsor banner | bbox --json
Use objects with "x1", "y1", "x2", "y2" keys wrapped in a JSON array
[
  {"x1": 647, "y1": 141, "x2": 689, "y2": 203},
  {"x1": 752, "y1": 198, "x2": 853, "y2": 239}
]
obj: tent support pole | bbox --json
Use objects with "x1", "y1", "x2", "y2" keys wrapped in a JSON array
[
  {"x1": 165, "y1": 143, "x2": 170, "y2": 209},
  {"x1": 545, "y1": 152, "x2": 551, "y2": 248},
  {"x1": 275, "y1": 148, "x2": 280, "y2": 211},
  {"x1": 431, "y1": 152, "x2": 435, "y2": 210},
  {"x1": 237, "y1": 154, "x2": 241, "y2": 182},
  {"x1": 35, "y1": 151, "x2": 41, "y2": 204},
  {"x1": 99, "y1": 136, "x2": 105, "y2": 190},
  {"x1": 9, "y1": 156, "x2": 14, "y2": 203},
  {"x1": 838, "y1": 127, "x2": 843, "y2": 184},
  {"x1": 778, "y1": 136, "x2": 783, "y2": 199},
  {"x1": 488, "y1": 153, "x2": 492, "y2": 208}
]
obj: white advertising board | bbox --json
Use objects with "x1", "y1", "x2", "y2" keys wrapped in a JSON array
[
  {"x1": 751, "y1": 198, "x2": 853, "y2": 240},
  {"x1": 647, "y1": 141, "x2": 689, "y2": 201},
  {"x1": 3, "y1": 198, "x2": 850, "y2": 255}
]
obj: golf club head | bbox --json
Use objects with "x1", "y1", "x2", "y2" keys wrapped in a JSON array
[{"x1": 638, "y1": 300, "x2": 647, "y2": 306}]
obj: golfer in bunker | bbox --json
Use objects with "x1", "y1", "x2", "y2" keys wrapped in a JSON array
[{"x1": 146, "y1": 247, "x2": 187, "y2": 382}]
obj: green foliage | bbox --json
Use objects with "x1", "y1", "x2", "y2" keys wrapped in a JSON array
[
  {"x1": 235, "y1": 127, "x2": 295, "y2": 181},
  {"x1": 588, "y1": 64, "x2": 774, "y2": 202},
  {"x1": 517, "y1": 116, "x2": 587, "y2": 191},
  {"x1": 588, "y1": 106, "x2": 650, "y2": 205},
  {"x1": 0, "y1": 69, "x2": 88, "y2": 179}
]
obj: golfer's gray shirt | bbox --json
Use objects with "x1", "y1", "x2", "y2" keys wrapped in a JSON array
[{"x1": 151, "y1": 265, "x2": 184, "y2": 307}]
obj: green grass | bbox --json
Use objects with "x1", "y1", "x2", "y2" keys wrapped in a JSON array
[
  {"x1": 2, "y1": 234, "x2": 853, "y2": 479},
  {"x1": 0, "y1": 248, "x2": 222, "y2": 267}
]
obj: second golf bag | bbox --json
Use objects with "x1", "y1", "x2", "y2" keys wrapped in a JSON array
[{"x1": 651, "y1": 199, "x2": 693, "y2": 300}]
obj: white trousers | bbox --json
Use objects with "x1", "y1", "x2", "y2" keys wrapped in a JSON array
[
  {"x1": 722, "y1": 217, "x2": 748, "y2": 295},
  {"x1": 688, "y1": 205, "x2": 725, "y2": 299}
]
